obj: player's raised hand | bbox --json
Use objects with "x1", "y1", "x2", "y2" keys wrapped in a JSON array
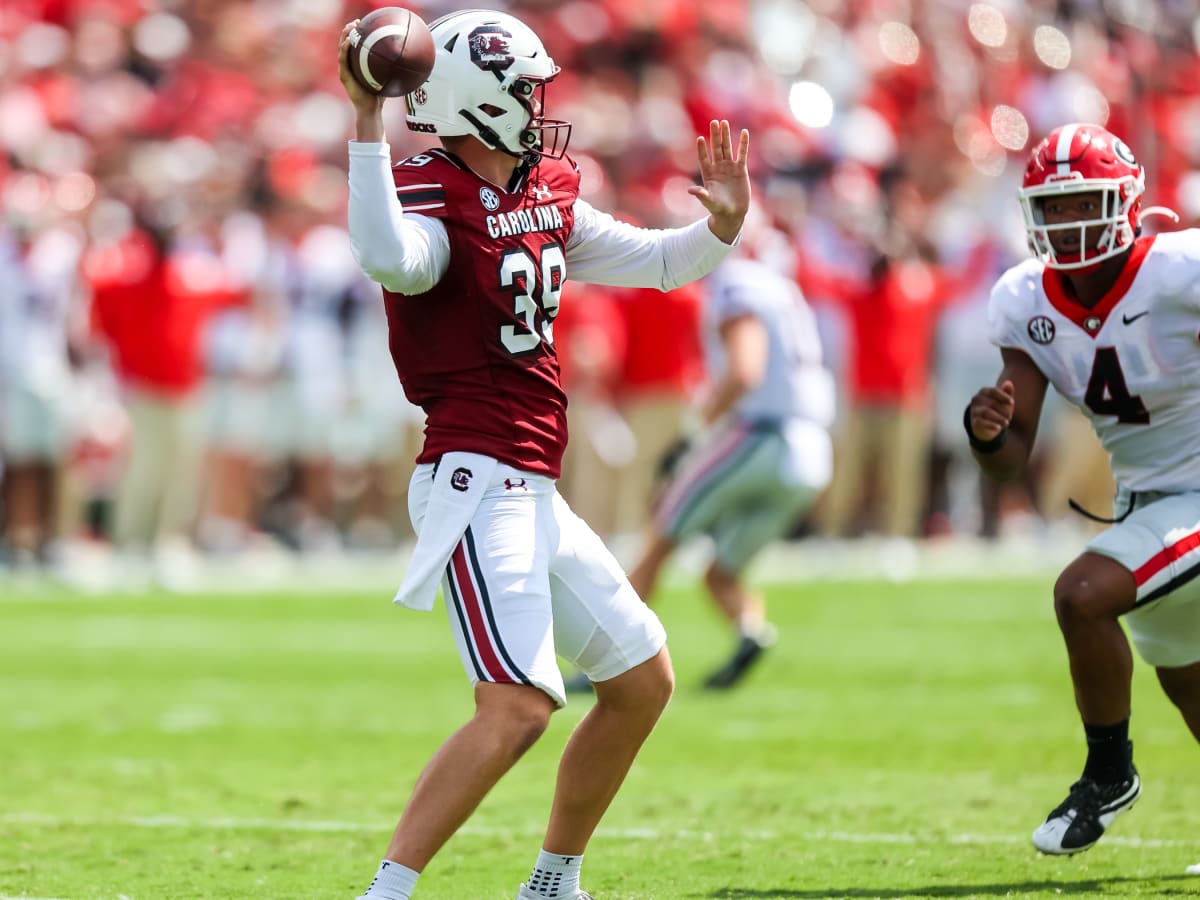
[
  {"x1": 689, "y1": 120, "x2": 751, "y2": 244},
  {"x1": 338, "y1": 21, "x2": 383, "y2": 115},
  {"x1": 968, "y1": 380, "x2": 1015, "y2": 442}
]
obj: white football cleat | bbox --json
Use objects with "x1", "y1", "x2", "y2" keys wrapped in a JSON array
[{"x1": 516, "y1": 885, "x2": 593, "y2": 900}]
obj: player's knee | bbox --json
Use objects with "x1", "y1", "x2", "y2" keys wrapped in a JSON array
[
  {"x1": 1053, "y1": 559, "x2": 1135, "y2": 626},
  {"x1": 475, "y1": 684, "x2": 554, "y2": 756},
  {"x1": 595, "y1": 650, "x2": 674, "y2": 715},
  {"x1": 703, "y1": 564, "x2": 736, "y2": 595},
  {"x1": 1052, "y1": 573, "x2": 1093, "y2": 626},
  {"x1": 633, "y1": 651, "x2": 675, "y2": 713}
]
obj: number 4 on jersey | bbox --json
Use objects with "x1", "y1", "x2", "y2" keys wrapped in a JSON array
[{"x1": 1084, "y1": 346, "x2": 1150, "y2": 424}]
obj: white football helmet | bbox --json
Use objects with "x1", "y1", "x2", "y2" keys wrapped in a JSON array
[{"x1": 405, "y1": 9, "x2": 571, "y2": 161}]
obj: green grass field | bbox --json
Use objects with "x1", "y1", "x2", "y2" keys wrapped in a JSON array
[{"x1": 2, "y1": 573, "x2": 1197, "y2": 899}]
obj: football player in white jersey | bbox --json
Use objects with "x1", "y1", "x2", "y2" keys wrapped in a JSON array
[
  {"x1": 966, "y1": 123, "x2": 1200, "y2": 865},
  {"x1": 622, "y1": 252, "x2": 834, "y2": 690}
]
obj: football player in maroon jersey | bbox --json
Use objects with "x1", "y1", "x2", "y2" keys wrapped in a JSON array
[
  {"x1": 339, "y1": 9, "x2": 750, "y2": 900},
  {"x1": 967, "y1": 123, "x2": 1200, "y2": 867}
]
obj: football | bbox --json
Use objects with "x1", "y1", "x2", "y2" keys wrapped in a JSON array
[{"x1": 346, "y1": 7, "x2": 436, "y2": 97}]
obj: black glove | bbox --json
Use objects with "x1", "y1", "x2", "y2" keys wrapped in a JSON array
[{"x1": 654, "y1": 435, "x2": 694, "y2": 482}]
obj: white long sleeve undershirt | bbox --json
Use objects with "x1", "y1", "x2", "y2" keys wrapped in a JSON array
[{"x1": 346, "y1": 140, "x2": 738, "y2": 296}]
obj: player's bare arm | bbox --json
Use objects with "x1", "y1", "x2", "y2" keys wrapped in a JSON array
[
  {"x1": 689, "y1": 120, "x2": 751, "y2": 245},
  {"x1": 338, "y1": 21, "x2": 385, "y2": 142},
  {"x1": 701, "y1": 314, "x2": 768, "y2": 424},
  {"x1": 967, "y1": 346, "x2": 1048, "y2": 481}
]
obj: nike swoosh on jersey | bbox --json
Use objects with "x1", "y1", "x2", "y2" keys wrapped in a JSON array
[{"x1": 1122, "y1": 311, "x2": 1149, "y2": 324}]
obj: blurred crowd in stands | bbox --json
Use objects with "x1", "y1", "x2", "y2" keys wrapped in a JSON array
[{"x1": 2, "y1": 0, "x2": 1199, "y2": 581}]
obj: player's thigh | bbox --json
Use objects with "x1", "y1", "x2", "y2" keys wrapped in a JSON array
[
  {"x1": 1087, "y1": 492, "x2": 1200, "y2": 667},
  {"x1": 713, "y1": 483, "x2": 818, "y2": 574},
  {"x1": 1, "y1": 384, "x2": 66, "y2": 462},
  {"x1": 434, "y1": 484, "x2": 565, "y2": 704},
  {"x1": 655, "y1": 425, "x2": 777, "y2": 542},
  {"x1": 548, "y1": 491, "x2": 666, "y2": 684}
]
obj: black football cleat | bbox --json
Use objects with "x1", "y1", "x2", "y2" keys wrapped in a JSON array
[
  {"x1": 1032, "y1": 767, "x2": 1140, "y2": 855},
  {"x1": 702, "y1": 625, "x2": 777, "y2": 690}
]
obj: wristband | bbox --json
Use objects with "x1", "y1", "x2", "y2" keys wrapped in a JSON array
[{"x1": 963, "y1": 404, "x2": 1008, "y2": 454}]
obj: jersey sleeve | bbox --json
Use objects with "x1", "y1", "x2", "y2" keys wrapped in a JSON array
[
  {"x1": 346, "y1": 142, "x2": 449, "y2": 295},
  {"x1": 565, "y1": 199, "x2": 735, "y2": 291},
  {"x1": 709, "y1": 267, "x2": 763, "y2": 324},
  {"x1": 1144, "y1": 229, "x2": 1200, "y2": 306},
  {"x1": 391, "y1": 160, "x2": 449, "y2": 217},
  {"x1": 986, "y1": 262, "x2": 1039, "y2": 350}
]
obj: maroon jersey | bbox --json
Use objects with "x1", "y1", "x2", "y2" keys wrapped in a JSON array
[{"x1": 384, "y1": 149, "x2": 579, "y2": 477}]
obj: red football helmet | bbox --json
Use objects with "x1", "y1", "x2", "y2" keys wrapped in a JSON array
[{"x1": 1019, "y1": 123, "x2": 1144, "y2": 270}]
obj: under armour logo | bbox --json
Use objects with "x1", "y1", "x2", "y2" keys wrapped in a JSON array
[
  {"x1": 532, "y1": 183, "x2": 552, "y2": 202},
  {"x1": 504, "y1": 478, "x2": 528, "y2": 491},
  {"x1": 451, "y1": 467, "x2": 473, "y2": 492}
]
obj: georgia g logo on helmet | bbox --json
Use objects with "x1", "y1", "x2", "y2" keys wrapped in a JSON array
[{"x1": 1113, "y1": 139, "x2": 1137, "y2": 168}]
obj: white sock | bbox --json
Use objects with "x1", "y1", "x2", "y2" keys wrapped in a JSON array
[
  {"x1": 737, "y1": 613, "x2": 764, "y2": 638},
  {"x1": 526, "y1": 849, "x2": 582, "y2": 898},
  {"x1": 358, "y1": 860, "x2": 419, "y2": 900}
]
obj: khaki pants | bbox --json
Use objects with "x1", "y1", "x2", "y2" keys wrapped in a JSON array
[
  {"x1": 818, "y1": 403, "x2": 930, "y2": 538},
  {"x1": 560, "y1": 398, "x2": 621, "y2": 538},
  {"x1": 113, "y1": 390, "x2": 204, "y2": 550},
  {"x1": 1039, "y1": 406, "x2": 1115, "y2": 523},
  {"x1": 614, "y1": 392, "x2": 691, "y2": 537}
]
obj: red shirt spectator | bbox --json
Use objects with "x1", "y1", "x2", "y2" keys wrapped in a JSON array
[
  {"x1": 87, "y1": 229, "x2": 243, "y2": 396},
  {"x1": 614, "y1": 282, "x2": 704, "y2": 400},
  {"x1": 800, "y1": 243, "x2": 991, "y2": 408}
]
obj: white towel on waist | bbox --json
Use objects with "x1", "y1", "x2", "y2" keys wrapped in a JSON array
[{"x1": 394, "y1": 452, "x2": 498, "y2": 611}]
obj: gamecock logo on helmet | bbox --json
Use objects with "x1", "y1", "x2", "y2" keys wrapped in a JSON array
[{"x1": 468, "y1": 25, "x2": 514, "y2": 72}]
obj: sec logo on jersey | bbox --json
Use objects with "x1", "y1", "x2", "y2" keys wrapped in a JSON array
[
  {"x1": 1028, "y1": 315, "x2": 1056, "y2": 345},
  {"x1": 480, "y1": 187, "x2": 501, "y2": 211}
]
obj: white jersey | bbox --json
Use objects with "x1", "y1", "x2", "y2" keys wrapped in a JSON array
[
  {"x1": 0, "y1": 227, "x2": 82, "y2": 393},
  {"x1": 704, "y1": 258, "x2": 835, "y2": 428},
  {"x1": 988, "y1": 231, "x2": 1200, "y2": 492}
]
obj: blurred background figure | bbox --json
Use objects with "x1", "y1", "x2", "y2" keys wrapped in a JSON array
[
  {"x1": 86, "y1": 209, "x2": 245, "y2": 577},
  {"x1": 620, "y1": 220, "x2": 836, "y2": 689},
  {"x1": 0, "y1": 218, "x2": 85, "y2": 570},
  {"x1": 555, "y1": 282, "x2": 632, "y2": 539},
  {"x1": 2, "y1": 0, "x2": 1199, "y2": 587},
  {"x1": 801, "y1": 166, "x2": 995, "y2": 541}
]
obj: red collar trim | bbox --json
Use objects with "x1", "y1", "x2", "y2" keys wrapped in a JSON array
[{"x1": 1041, "y1": 236, "x2": 1156, "y2": 338}]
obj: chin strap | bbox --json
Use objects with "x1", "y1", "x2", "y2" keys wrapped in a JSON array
[{"x1": 1140, "y1": 206, "x2": 1180, "y2": 225}]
